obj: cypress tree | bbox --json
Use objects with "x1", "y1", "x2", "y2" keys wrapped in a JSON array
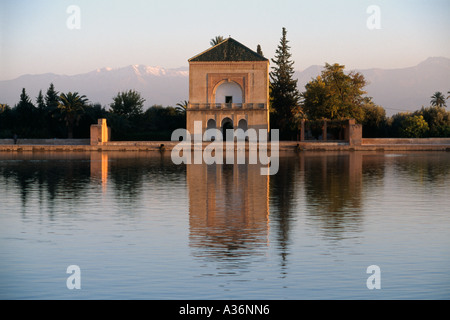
[
  {"x1": 16, "y1": 88, "x2": 35, "y2": 112},
  {"x1": 35, "y1": 90, "x2": 49, "y2": 137},
  {"x1": 36, "y1": 90, "x2": 45, "y2": 110},
  {"x1": 44, "y1": 83, "x2": 63, "y2": 137},
  {"x1": 45, "y1": 83, "x2": 59, "y2": 111},
  {"x1": 14, "y1": 88, "x2": 36, "y2": 137},
  {"x1": 270, "y1": 27, "x2": 301, "y2": 139}
]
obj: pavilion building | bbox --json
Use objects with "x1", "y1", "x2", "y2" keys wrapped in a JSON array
[{"x1": 187, "y1": 37, "x2": 270, "y2": 141}]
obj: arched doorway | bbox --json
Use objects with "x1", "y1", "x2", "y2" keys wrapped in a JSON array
[
  {"x1": 215, "y1": 81, "x2": 243, "y2": 104},
  {"x1": 221, "y1": 118, "x2": 234, "y2": 141}
]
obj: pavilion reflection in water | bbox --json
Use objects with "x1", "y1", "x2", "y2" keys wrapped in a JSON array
[
  {"x1": 187, "y1": 162, "x2": 270, "y2": 260},
  {"x1": 87, "y1": 152, "x2": 365, "y2": 258}
]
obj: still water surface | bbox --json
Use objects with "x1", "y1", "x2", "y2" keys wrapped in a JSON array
[{"x1": 0, "y1": 151, "x2": 449, "y2": 299}]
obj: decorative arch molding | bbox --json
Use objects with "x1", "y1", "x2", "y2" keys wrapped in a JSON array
[
  {"x1": 207, "y1": 73, "x2": 248, "y2": 104},
  {"x1": 236, "y1": 114, "x2": 248, "y2": 124},
  {"x1": 216, "y1": 114, "x2": 234, "y2": 130},
  {"x1": 221, "y1": 117, "x2": 234, "y2": 127}
]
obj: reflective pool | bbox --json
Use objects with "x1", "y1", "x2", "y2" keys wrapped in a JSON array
[{"x1": 0, "y1": 151, "x2": 449, "y2": 299}]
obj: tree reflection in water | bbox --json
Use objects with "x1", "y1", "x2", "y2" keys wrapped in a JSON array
[
  {"x1": 302, "y1": 152, "x2": 364, "y2": 240},
  {"x1": 2, "y1": 150, "x2": 449, "y2": 282},
  {"x1": 0, "y1": 153, "x2": 91, "y2": 219}
]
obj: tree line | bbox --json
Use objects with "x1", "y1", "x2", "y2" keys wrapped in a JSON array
[
  {"x1": 0, "y1": 85, "x2": 186, "y2": 141},
  {"x1": 269, "y1": 27, "x2": 450, "y2": 139},
  {"x1": 1, "y1": 29, "x2": 449, "y2": 141}
]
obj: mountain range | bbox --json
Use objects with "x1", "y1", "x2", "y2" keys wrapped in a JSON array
[{"x1": 1, "y1": 57, "x2": 449, "y2": 116}]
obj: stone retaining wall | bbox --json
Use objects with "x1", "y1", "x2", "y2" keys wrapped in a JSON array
[
  {"x1": 362, "y1": 138, "x2": 450, "y2": 145},
  {"x1": 0, "y1": 139, "x2": 90, "y2": 145},
  {"x1": 0, "y1": 141, "x2": 449, "y2": 152}
]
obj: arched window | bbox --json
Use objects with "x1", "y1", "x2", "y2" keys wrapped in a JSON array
[
  {"x1": 237, "y1": 119, "x2": 248, "y2": 141},
  {"x1": 205, "y1": 119, "x2": 217, "y2": 141}
]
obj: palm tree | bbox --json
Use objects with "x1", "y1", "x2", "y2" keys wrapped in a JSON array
[
  {"x1": 447, "y1": 91, "x2": 450, "y2": 100},
  {"x1": 175, "y1": 100, "x2": 188, "y2": 114},
  {"x1": 257, "y1": 44, "x2": 264, "y2": 57},
  {"x1": 210, "y1": 36, "x2": 225, "y2": 47},
  {"x1": 430, "y1": 92, "x2": 447, "y2": 108},
  {"x1": 57, "y1": 92, "x2": 88, "y2": 138}
]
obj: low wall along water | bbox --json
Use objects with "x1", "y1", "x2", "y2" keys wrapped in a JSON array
[
  {"x1": 0, "y1": 139, "x2": 90, "y2": 146},
  {"x1": 0, "y1": 139, "x2": 449, "y2": 152},
  {"x1": 0, "y1": 117, "x2": 449, "y2": 152}
]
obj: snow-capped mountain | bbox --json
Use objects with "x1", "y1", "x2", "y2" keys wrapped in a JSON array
[
  {"x1": 0, "y1": 65, "x2": 189, "y2": 109},
  {"x1": 1, "y1": 57, "x2": 449, "y2": 115}
]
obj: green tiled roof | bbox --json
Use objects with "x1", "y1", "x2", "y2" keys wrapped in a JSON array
[{"x1": 189, "y1": 38, "x2": 268, "y2": 62}]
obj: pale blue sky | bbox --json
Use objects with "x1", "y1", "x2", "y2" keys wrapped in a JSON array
[{"x1": 0, "y1": 0, "x2": 449, "y2": 80}]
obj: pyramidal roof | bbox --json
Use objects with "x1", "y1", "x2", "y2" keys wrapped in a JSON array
[{"x1": 189, "y1": 37, "x2": 268, "y2": 62}]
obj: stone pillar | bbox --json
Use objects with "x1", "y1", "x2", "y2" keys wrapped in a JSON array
[
  {"x1": 299, "y1": 120, "x2": 305, "y2": 142},
  {"x1": 90, "y1": 119, "x2": 110, "y2": 146},
  {"x1": 346, "y1": 119, "x2": 362, "y2": 146}
]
